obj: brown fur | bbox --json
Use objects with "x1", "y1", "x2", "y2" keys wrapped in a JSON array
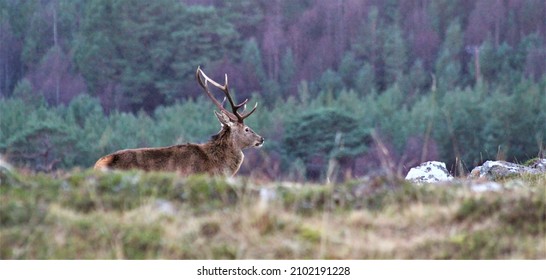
[
  {"x1": 93, "y1": 115, "x2": 263, "y2": 176},
  {"x1": 94, "y1": 67, "x2": 263, "y2": 176}
]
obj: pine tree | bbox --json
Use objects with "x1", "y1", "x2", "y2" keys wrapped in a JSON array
[
  {"x1": 435, "y1": 20, "x2": 463, "y2": 90},
  {"x1": 381, "y1": 23, "x2": 408, "y2": 86},
  {"x1": 74, "y1": 0, "x2": 239, "y2": 112},
  {"x1": 279, "y1": 48, "x2": 296, "y2": 98},
  {"x1": 241, "y1": 38, "x2": 267, "y2": 91}
]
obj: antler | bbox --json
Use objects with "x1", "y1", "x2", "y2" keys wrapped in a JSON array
[{"x1": 196, "y1": 66, "x2": 257, "y2": 123}]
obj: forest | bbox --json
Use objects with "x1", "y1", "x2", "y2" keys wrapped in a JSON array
[{"x1": 1, "y1": 0, "x2": 545, "y2": 180}]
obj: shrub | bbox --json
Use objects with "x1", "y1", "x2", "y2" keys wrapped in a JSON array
[{"x1": 283, "y1": 108, "x2": 371, "y2": 180}]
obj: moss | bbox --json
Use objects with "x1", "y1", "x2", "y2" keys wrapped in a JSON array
[
  {"x1": 500, "y1": 173, "x2": 546, "y2": 189},
  {"x1": 298, "y1": 225, "x2": 321, "y2": 243},
  {"x1": 522, "y1": 157, "x2": 540, "y2": 167}
]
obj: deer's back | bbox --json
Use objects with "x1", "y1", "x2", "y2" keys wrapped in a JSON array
[{"x1": 94, "y1": 144, "x2": 210, "y2": 174}]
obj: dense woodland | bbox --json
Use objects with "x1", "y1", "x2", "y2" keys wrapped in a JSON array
[{"x1": 1, "y1": 0, "x2": 545, "y2": 180}]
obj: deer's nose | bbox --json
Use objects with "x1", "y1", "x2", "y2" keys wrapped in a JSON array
[{"x1": 256, "y1": 137, "x2": 265, "y2": 147}]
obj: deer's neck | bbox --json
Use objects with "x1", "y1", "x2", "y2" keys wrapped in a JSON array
[{"x1": 205, "y1": 129, "x2": 243, "y2": 175}]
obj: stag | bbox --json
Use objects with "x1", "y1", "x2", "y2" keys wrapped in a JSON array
[{"x1": 94, "y1": 67, "x2": 264, "y2": 176}]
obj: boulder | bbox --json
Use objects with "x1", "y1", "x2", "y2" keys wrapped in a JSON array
[
  {"x1": 0, "y1": 155, "x2": 12, "y2": 172},
  {"x1": 405, "y1": 161, "x2": 454, "y2": 183},
  {"x1": 469, "y1": 160, "x2": 545, "y2": 180},
  {"x1": 528, "y1": 158, "x2": 546, "y2": 172},
  {"x1": 0, "y1": 155, "x2": 15, "y2": 186}
]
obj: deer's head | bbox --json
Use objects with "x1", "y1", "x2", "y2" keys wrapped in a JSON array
[{"x1": 196, "y1": 67, "x2": 264, "y2": 150}]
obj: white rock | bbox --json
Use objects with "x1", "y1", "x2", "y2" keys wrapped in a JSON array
[
  {"x1": 405, "y1": 161, "x2": 454, "y2": 183},
  {"x1": 259, "y1": 188, "x2": 277, "y2": 202},
  {"x1": 0, "y1": 155, "x2": 12, "y2": 172},
  {"x1": 258, "y1": 188, "x2": 277, "y2": 209},
  {"x1": 153, "y1": 199, "x2": 177, "y2": 216},
  {"x1": 469, "y1": 160, "x2": 543, "y2": 180},
  {"x1": 470, "y1": 181, "x2": 502, "y2": 192}
]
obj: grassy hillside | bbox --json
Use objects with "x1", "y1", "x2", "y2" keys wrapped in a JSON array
[{"x1": 1, "y1": 168, "x2": 545, "y2": 259}]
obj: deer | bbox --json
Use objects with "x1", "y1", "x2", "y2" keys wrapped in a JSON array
[{"x1": 93, "y1": 67, "x2": 264, "y2": 176}]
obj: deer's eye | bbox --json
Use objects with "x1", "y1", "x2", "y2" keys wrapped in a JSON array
[{"x1": 245, "y1": 127, "x2": 250, "y2": 132}]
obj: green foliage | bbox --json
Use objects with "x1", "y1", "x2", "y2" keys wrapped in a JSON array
[
  {"x1": 428, "y1": 80, "x2": 546, "y2": 168},
  {"x1": 241, "y1": 38, "x2": 266, "y2": 84},
  {"x1": 455, "y1": 197, "x2": 501, "y2": 222},
  {"x1": 381, "y1": 23, "x2": 408, "y2": 85},
  {"x1": 12, "y1": 78, "x2": 42, "y2": 105},
  {"x1": 435, "y1": 20, "x2": 463, "y2": 90},
  {"x1": 360, "y1": 84, "x2": 413, "y2": 152},
  {"x1": 297, "y1": 225, "x2": 321, "y2": 243},
  {"x1": 436, "y1": 87, "x2": 487, "y2": 166},
  {"x1": 1, "y1": 0, "x2": 546, "y2": 181},
  {"x1": 318, "y1": 69, "x2": 343, "y2": 96},
  {"x1": 354, "y1": 63, "x2": 376, "y2": 95},
  {"x1": 404, "y1": 59, "x2": 429, "y2": 95},
  {"x1": 279, "y1": 48, "x2": 296, "y2": 98},
  {"x1": 184, "y1": 174, "x2": 238, "y2": 209},
  {"x1": 283, "y1": 108, "x2": 371, "y2": 179},
  {"x1": 0, "y1": 98, "x2": 28, "y2": 145},
  {"x1": 2, "y1": 0, "x2": 546, "y2": 111},
  {"x1": 152, "y1": 98, "x2": 218, "y2": 146},
  {"x1": 479, "y1": 38, "x2": 501, "y2": 83},
  {"x1": 338, "y1": 52, "x2": 360, "y2": 89},
  {"x1": 74, "y1": 0, "x2": 239, "y2": 110},
  {"x1": 1, "y1": 74, "x2": 544, "y2": 177},
  {"x1": 0, "y1": 100, "x2": 75, "y2": 169},
  {"x1": 121, "y1": 223, "x2": 163, "y2": 259},
  {"x1": 64, "y1": 94, "x2": 107, "y2": 166},
  {"x1": 481, "y1": 85, "x2": 544, "y2": 162}
]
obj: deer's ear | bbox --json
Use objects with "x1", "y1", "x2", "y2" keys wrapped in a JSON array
[{"x1": 215, "y1": 111, "x2": 234, "y2": 127}]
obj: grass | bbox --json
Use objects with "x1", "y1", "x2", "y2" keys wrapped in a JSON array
[{"x1": 0, "y1": 168, "x2": 545, "y2": 259}]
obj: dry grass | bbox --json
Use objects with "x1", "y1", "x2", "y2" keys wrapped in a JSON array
[{"x1": 1, "y1": 169, "x2": 545, "y2": 259}]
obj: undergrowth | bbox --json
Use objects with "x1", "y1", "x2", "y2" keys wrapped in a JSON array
[{"x1": 1, "y1": 168, "x2": 545, "y2": 259}]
